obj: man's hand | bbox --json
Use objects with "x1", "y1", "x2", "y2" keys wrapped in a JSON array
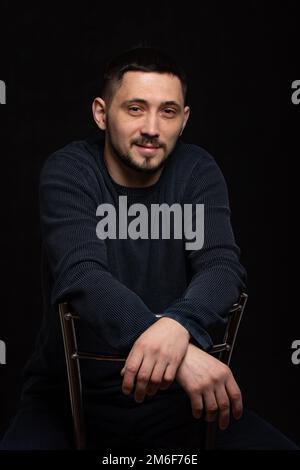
[
  {"x1": 120, "y1": 317, "x2": 190, "y2": 403},
  {"x1": 168, "y1": 343, "x2": 243, "y2": 430}
]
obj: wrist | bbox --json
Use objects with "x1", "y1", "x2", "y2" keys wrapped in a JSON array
[{"x1": 157, "y1": 316, "x2": 191, "y2": 340}]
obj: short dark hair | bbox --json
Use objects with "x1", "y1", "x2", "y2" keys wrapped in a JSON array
[{"x1": 100, "y1": 46, "x2": 188, "y2": 105}]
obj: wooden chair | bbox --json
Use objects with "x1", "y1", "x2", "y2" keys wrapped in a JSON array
[{"x1": 59, "y1": 292, "x2": 248, "y2": 450}]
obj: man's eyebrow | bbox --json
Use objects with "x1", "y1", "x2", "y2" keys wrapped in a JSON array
[
  {"x1": 162, "y1": 100, "x2": 182, "y2": 110},
  {"x1": 123, "y1": 99, "x2": 182, "y2": 110}
]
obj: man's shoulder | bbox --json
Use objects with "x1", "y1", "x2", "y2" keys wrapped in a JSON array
[
  {"x1": 43, "y1": 136, "x2": 102, "y2": 171},
  {"x1": 172, "y1": 140, "x2": 217, "y2": 174}
]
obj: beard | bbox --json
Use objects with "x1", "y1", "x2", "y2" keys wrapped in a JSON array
[
  {"x1": 113, "y1": 147, "x2": 168, "y2": 174},
  {"x1": 106, "y1": 128, "x2": 171, "y2": 174}
]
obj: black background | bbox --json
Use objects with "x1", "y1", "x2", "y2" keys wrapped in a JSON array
[{"x1": 0, "y1": 1, "x2": 298, "y2": 447}]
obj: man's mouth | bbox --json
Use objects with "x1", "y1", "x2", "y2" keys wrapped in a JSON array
[
  {"x1": 135, "y1": 143, "x2": 161, "y2": 149},
  {"x1": 134, "y1": 143, "x2": 162, "y2": 156}
]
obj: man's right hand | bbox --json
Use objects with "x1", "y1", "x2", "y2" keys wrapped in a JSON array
[
  {"x1": 120, "y1": 317, "x2": 190, "y2": 403},
  {"x1": 159, "y1": 343, "x2": 243, "y2": 430}
]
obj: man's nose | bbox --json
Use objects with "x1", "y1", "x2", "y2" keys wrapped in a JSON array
[{"x1": 140, "y1": 113, "x2": 160, "y2": 137}]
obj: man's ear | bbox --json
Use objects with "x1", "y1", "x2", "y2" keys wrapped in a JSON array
[
  {"x1": 180, "y1": 106, "x2": 190, "y2": 135},
  {"x1": 92, "y1": 97, "x2": 107, "y2": 130}
]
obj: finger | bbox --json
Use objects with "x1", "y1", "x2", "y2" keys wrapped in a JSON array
[
  {"x1": 190, "y1": 392, "x2": 203, "y2": 419},
  {"x1": 226, "y1": 375, "x2": 243, "y2": 420},
  {"x1": 146, "y1": 362, "x2": 168, "y2": 396},
  {"x1": 159, "y1": 379, "x2": 171, "y2": 390},
  {"x1": 163, "y1": 363, "x2": 177, "y2": 385},
  {"x1": 155, "y1": 363, "x2": 177, "y2": 391},
  {"x1": 122, "y1": 349, "x2": 144, "y2": 396},
  {"x1": 157, "y1": 363, "x2": 177, "y2": 391},
  {"x1": 134, "y1": 357, "x2": 156, "y2": 403},
  {"x1": 215, "y1": 386, "x2": 230, "y2": 430},
  {"x1": 203, "y1": 389, "x2": 218, "y2": 423}
]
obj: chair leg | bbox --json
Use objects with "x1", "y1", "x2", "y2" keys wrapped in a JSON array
[{"x1": 59, "y1": 303, "x2": 86, "y2": 449}]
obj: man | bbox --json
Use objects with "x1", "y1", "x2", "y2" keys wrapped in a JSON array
[{"x1": 0, "y1": 47, "x2": 298, "y2": 450}]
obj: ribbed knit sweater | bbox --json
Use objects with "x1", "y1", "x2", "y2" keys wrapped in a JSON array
[{"x1": 22, "y1": 135, "x2": 246, "y2": 394}]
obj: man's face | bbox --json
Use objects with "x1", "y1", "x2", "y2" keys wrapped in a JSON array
[{"x1": 100, "y1": 71, "x2": 190, "y2": 174}]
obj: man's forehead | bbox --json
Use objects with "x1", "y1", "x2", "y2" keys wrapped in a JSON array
[{"x1": 114, "y1": 71, "x2": 184, "y2": 103}]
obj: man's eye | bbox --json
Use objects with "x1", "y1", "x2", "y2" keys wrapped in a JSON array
[
  {"x1": 129, "y1": 106, "x2": 142, "y2": 113},
  {"x1": 163, "y1": 108, "x2": 176, "y2": 116}
]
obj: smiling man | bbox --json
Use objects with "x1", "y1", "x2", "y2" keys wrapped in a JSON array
[
  {"x1": 94, "y1": 70, "x2": 189, "y2": 182},
  {"x1": 0, "y1": 47, "x2": 298, "y2": 451}
]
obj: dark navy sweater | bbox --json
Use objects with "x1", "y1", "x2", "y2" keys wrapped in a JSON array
[{"x1": 23, "y1": 135, "x2": 246, "y2": 394}]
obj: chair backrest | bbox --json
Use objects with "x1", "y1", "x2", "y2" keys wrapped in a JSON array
[
  {"x1": 204, "y1": 292, "x2": 248, "y2": 449},
  {"x1": 59, "y1": 292, "x2": 248, "y2": 450},
  {"x1": 210, "y1": 292, "x2": 248, "y2": 365}
]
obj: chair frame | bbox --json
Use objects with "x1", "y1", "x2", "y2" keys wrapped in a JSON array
[{"x1": 59, "y1": 292, "x2": 248, "y2": 450}]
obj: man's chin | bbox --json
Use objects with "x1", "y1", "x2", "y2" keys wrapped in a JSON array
[
  {"x1": 120, "y1": 152, "x2": 167, "y2": 174},
  {"x1": 127, "y1": 161, "x2": 164, "y2": 174}
]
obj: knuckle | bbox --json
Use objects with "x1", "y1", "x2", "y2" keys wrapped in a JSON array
[
  {"x1": 136, "y1": 338, "x2": 150, "y2": 350},
  {"x1": 160, "y1": 355, "x2": 169, "y2": 365},
  {"x1": 189, "y1": 385, "x2": 200, "y2": 395},
  {"x1": 160, "y1": 349, "x2": 173, "y2": 366},
  {"x1": 210, "y1": 373, "x2": 220, "y2": 385},
  {"x1": 220, "y1": 364, "x2": 230, "y2": 378},
  {"x1": 151, "y1": 345, "x2": 161, "y2": 356},
  {"x1": 134, "y1": 338, "x2": 143, "y2": 349},
  {"x1": 126, "y1": 364, "x2": 138, "y2": 374},
  {"x1": 207, "y1": 405, "x2": 218, "y2": 413},
  {"x1": 201, "y1": 380, "x2": 211, "y2": 391},
  {"x1": 231, "y1": 391, "x2": 242, "y2": 401},
  {"x1": 222, "y1": 363, "x2": 230, "y2": 374},
  {"x1": 138, "y1": 373, "x2": 149, "y2": 383},
  {"x1": 219, "y1": 402, "x2": 230, "y2": 411}
]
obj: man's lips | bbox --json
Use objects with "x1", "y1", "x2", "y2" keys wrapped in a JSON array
[
  {"x1": 135, "y1": 144, "x2": 161, "y2": 148},
  {"x1": 134, "y1": 143, "x2": 162, "y2": 156}
]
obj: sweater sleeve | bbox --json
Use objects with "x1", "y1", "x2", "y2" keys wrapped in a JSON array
[
  {"x1": 39, "y1": 152, "x2": 158, "y2": 353},
  {"x1": 159, "y1": 153, "x2": 247, "y2": 351}
]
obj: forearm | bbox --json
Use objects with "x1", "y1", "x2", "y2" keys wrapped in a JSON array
[
  {"x1": 159, "y1": 152, "x2": 247, "y2": 351},
  {"x1": 40, "y1": 153, "x2": 158, "y2": 353},
  {"x1": 49, "y1": 260, "x2": 158, "y2": 353},
  {"x1": 159, "y1": 257, "x2": 246, "y2": 351}
]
